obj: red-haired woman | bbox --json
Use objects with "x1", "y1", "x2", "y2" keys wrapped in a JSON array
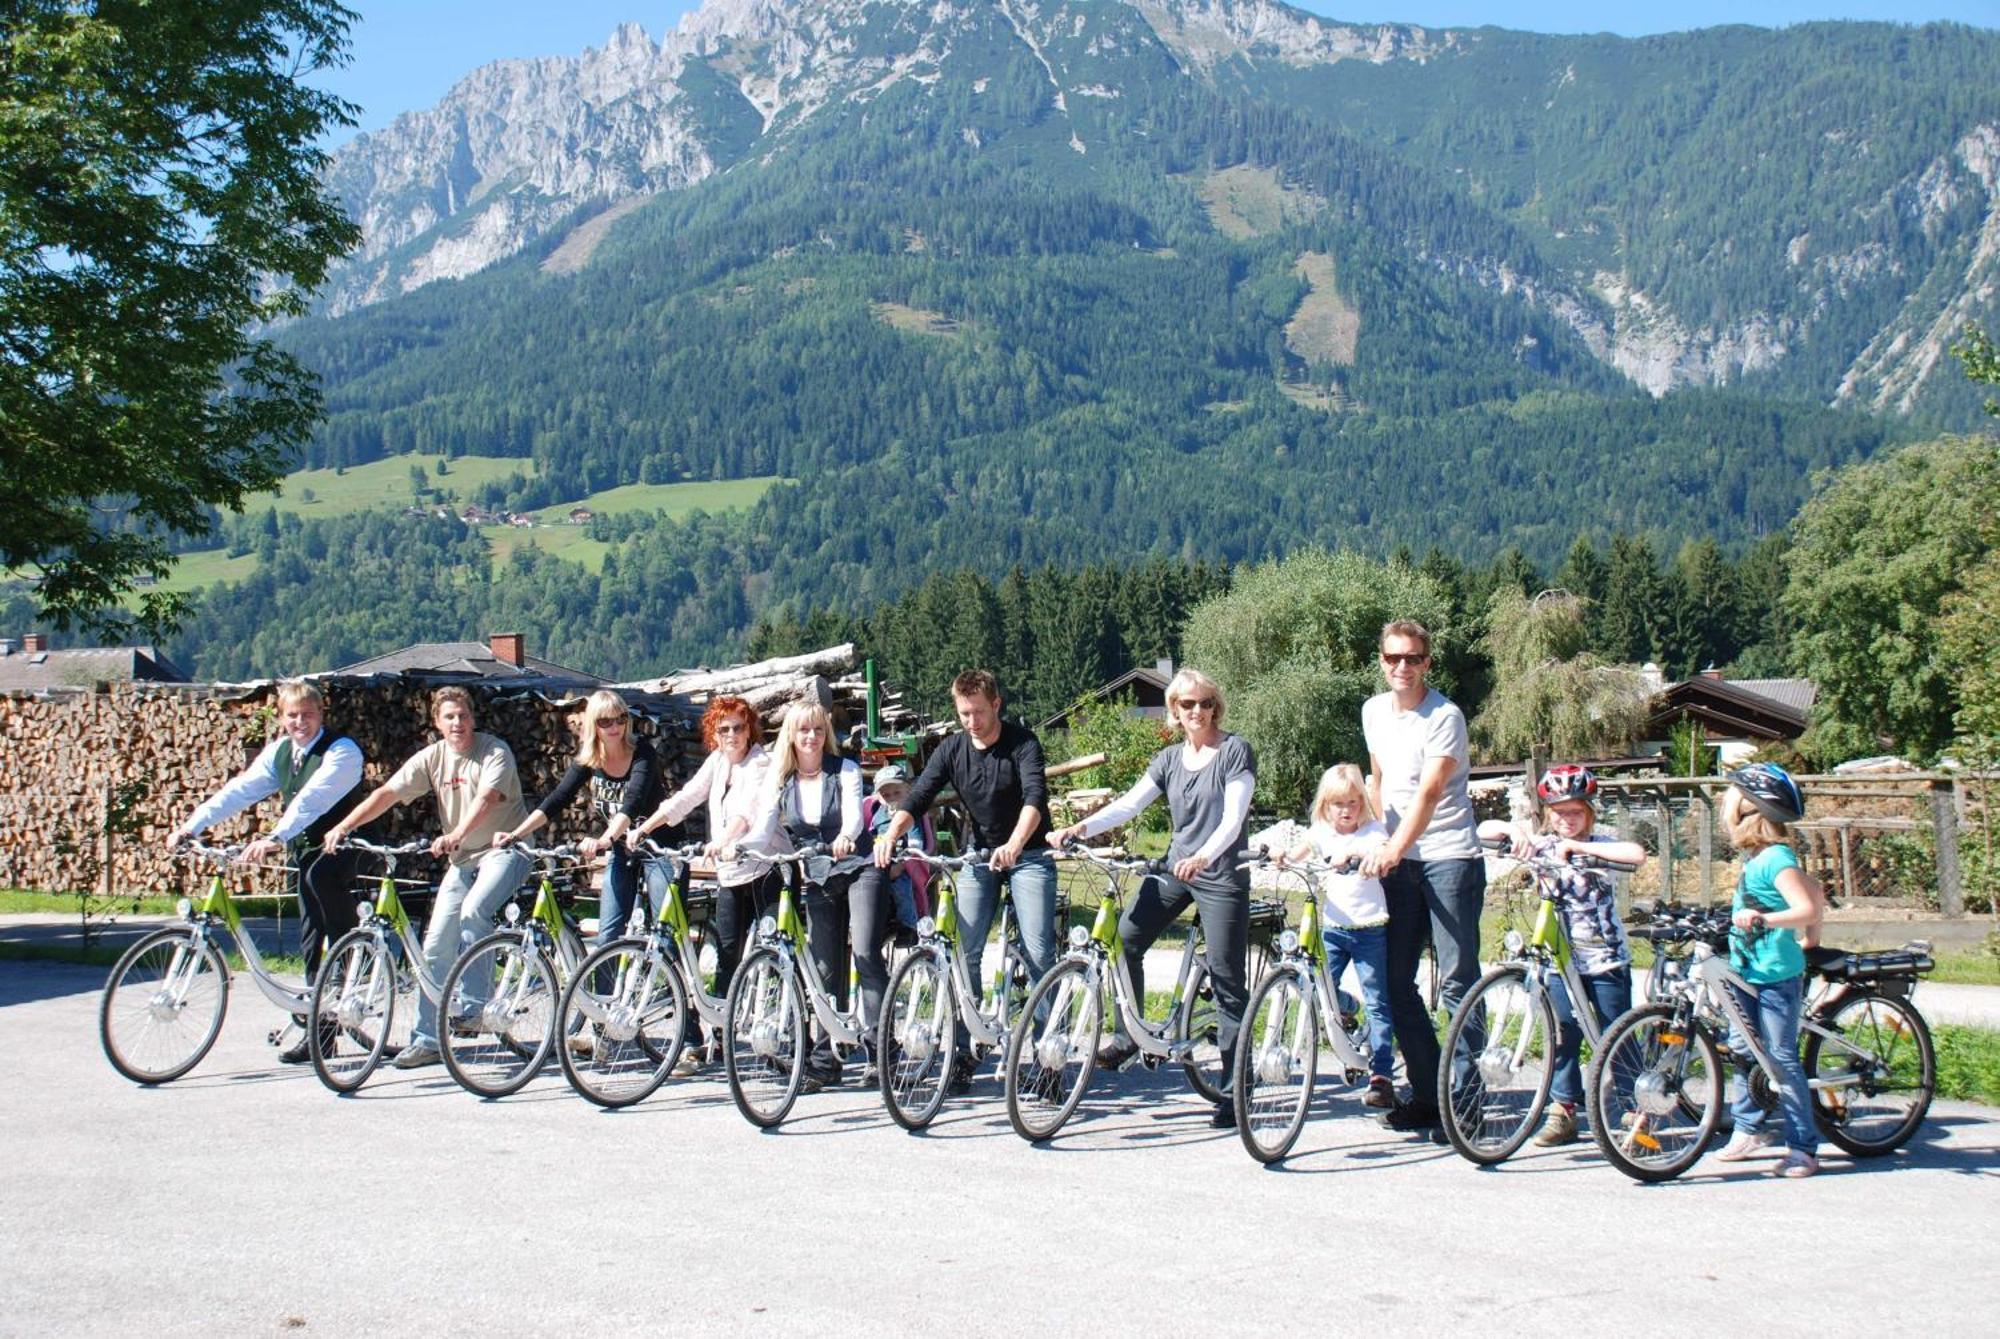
[{"x1": 630, "y1": 696, "x2": 781, "y2": 1046}]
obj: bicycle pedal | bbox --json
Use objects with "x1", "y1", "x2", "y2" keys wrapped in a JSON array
[{"x1": 1139, "y1": 1054, "x2": 1162, "y2": 1070}]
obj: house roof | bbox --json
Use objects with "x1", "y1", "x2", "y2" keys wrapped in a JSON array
[
  {"x1": 0, "y1": 645, "x2": 188, "y2": 692},
  {"x1": 333, "y1": 641, "x2": 602, "y2": 684},
  {"x1": 1040, "y1": 665, "x2": 1172, "y2": 729},
  {"x1": 1648, "y1": 675, "x2": 1811, "y2": 741},
  {"x1": 1729, "y1": 677, "x2": 1817, "y2": 715}
]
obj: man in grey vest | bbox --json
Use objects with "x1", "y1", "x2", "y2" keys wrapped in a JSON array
[{"x1": 170, "y1": 679, "x2": 366, "y2": 1062}]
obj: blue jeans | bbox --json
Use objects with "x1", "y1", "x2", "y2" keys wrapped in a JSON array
[
  {"x1": 1727, "y1": 975, "x2": 1817, "y2": 1154},
  {"x1": 598, "y1": 847, "x2": 661, "y2": 949},
  {"x1": 1383, "y1": 854, "x2": 1487, "y2": 1107},
  {"x1": 1322, "y1": 924, "x2": 1394, "y2": 1079},
  {"x1": 961, "y1": 850, "x2": 1060, "y2": 992},
  {"x1": 887, "y1": 872, "x2": 919, "y2": 928},
  {"x1": 1549, "y1": 967, "x2": 1632, "y2": 1105},
  {"x1": 414, "y1": 847, "x2": 531, "y2": 1046}
]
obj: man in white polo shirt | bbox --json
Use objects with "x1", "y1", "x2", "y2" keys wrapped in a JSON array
[{"x1": 1362, "y1": 618, "x2": 1484, "y2": 1133}]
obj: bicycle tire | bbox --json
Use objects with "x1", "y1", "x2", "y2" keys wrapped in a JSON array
[
  {"x1": 879, "y1": 944, "x2": 955, "y2": 1131},
  {"x1": 309, "y1": 928, "x2": 399, "y2": 1094},
  {"x1": 1439, "y1": 965, "x2": 1558, "y2": 1165},
  {"x1": 1004, "y1": 957, "x2": 1101, "y2": 1142},
  {"x1": 558, "y1": 938, "x2": 688, "y2": 1108},
  {"x1": 99, "y1": 928, "x2": 230, "y2": 1085},
  {"x1": 1804, "y1": 989, "x2": 1935, "y2": 1157},
  {"x1": 724, "y1": 946, "x2": 807, "y2": 1128},
  {"x1": 1176, "y1": 958, "x2": 1228, "y2": 1104},
  {"x1": 1236, "y1": 964, "x2": 1319, "y2": 1164},
  {"x1": 1587, "y1": 1004, "x2": 1723, "y2": 1183},
  {"x1": 439, "y1": 930, "x2": 562, "y2": 1099}
]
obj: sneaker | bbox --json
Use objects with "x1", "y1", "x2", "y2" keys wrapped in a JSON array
[
  {"x1": 1714, "y1": 1130, "x2": 1780, "y2": 1162},
  {"x1": 671, "y1": 1045, "x2": 707, "y2": 1077},
  {"x1": 1362, "y1": 1076, "x2": 1396, "y2": 1109},
  {"x1": 1095, "y1": 1035, "x2": 1140, "y2": 1070},
  {"x1": 1533, "y1": 1104, "x2": 1579, "y2": 1147},
  {"x1": 446, "y1": 1012, "x2": 483, "y2": 1038},
  {"x1": 946, "y1": 1055, "x2": 977, "y2": 1096},
  {"x1": 278, "y1": 1035, "x2": 314, "y2": 1065},
  {"x1": 1209, "y1": 1098, "x2": 1237, "y2": 1130},
  {"x1": 391, "y1": 1041, "x2": 441, "y2": 1069},
  {"x1": 1776, "y1": 1150, "x2": 1821, "y2": 1179},
  {"x1": 566, "y1": 1028, "x2": 596, "y2": 1060},
  {"x1": 1380, "y1": 1100, "x2": 1442, "y2": 1132}
]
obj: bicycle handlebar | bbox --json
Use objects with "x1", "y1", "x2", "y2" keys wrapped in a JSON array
[
  {"x1": 634, "y1": 837, "x2": 708, "y2": 862},
  {"x1": 894, "y1": 847, "x2": 994, "y2": 874},
  {"x1": 510, "y1": 842, "x2": 582, "y2": 864},
  {"x1": 1482, "y1": 835, "x2": 1641, "y2": 876},
  {"x1": 170, "y1": 841, "x2": 247, "y2": 864},
  {"x1": 339, "y1": 837, "x2": 432, "y2": 860},
  {"x1": 1055, "y1": 842, "x2": 1165, "y2": 876}
]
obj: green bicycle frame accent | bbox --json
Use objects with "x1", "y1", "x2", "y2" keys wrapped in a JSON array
[
  {"x1": 1526, "y1": 895, "x2": 1573, "y2": 973},
  {"x1": 194, "y1": 872, "x2": 238, "y2": 934},
  {"x1": 1089, "y1": 887, "x2": 1121, "y2": 955},
  {"x1": 775, "y1": 883, "x2": 810, "y2": 947},
  {"x1": 373, "y1": 868, "x2": 414, "y2": 937},
  {"x1": 529, "y1": 876, "x2": 565, "y2": 942},
  {"x1": 1298, "y1": 897, "x2": 1326, "y2": 969}
]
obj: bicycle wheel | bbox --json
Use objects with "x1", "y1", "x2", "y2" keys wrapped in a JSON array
[
  {"x1": 1176, "y1": 959, "x2": 1229, "y2": 1104},
  {"x1": 1440, "y1": 966, "x2": 1557, "y2": 1165},
  {"x1": 1004, "y1": 957, "x2": 1102, "y2": 1142},
  {"x1": 440, "y1": 930, "x2": 562, "y2": 1098},
  {"x1": 1587, "y1": 1004, "x2": 1723, "y2": 1183},
  {"x1": 1237, "y1": 965, "x2": 1320, "y2": 1164},
  {"x1": 724, "y1": 946, "x2": 807, "y2": 1128},
  {"x1": 558, "y1": 938, "x2": 688, "y2": 1108},
  {"x1": 1804, "y1": 990, "x2": 1935, "y2": 1157},
  {"x1": 99, "y1": 928, "x2": 230, "y2": 1084},
  {"x1": 310, "y1": 929, "x2": 399, "y2": 1094},
  {"x1": 880, "y1": 944, "x2": 955, "y2": 1131}
]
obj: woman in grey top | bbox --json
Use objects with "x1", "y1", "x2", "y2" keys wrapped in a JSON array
[{"x1": 1047, "y1": 668, "x2": 1257, "y2": 1129}]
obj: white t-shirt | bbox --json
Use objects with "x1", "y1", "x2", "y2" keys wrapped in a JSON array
[
  {"x1": 1309, "y1": 819, "x2": 1389, "y2": 928},
  {"x1": 1362, "y1": 687, "x2": 1479, "y2": 861}
]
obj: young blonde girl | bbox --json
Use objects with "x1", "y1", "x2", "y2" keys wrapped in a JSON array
[
  {"x1": 1280, "y1": 764, "x2": 1398, "y2": 1108},
  {"x1": 1713, "y1": 763, "x2": 1825, "y2": 1178},
  {"x1": 1477, "y1": 764, "x2": 1647, "y2": 1145}
]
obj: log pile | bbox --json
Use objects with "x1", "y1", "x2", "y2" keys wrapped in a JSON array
[{"x1": 0, "y1": 645, "x2": 930, "y2": 896}]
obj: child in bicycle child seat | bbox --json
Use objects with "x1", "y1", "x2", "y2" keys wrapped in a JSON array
[
  {"x1": 865, "y1": 764, "x2": 934, "y2": 938},
  {"x1": 1277, "y1": 763, "x2": 1398, "y2": 1109},
  {"x1": 1712, "y1": 763, "x2": 1824, "y2": 1179},
  {"x1": 1477, "y1": 764, "x2": 1646, "y2": 1147}
]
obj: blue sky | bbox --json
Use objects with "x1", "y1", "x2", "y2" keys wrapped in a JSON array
[{"x1": 317, "y1": 1, "x2": 2000, "y2": 140}]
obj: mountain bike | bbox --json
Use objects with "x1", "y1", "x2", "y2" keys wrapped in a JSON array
[
  {"x1": 1234, "y1": 855, "x2": 1384, "y2": 1163},
  {"x1": 723, "y1": 845, "x2": 883, "y2": 1129},
  {"x1": 875, "y1": 847, "x2": 1055, "y2": 1131},
  {"x1": 436, "y1": 842, "x2": 589, "y2": 1098},
  {"x1": 99, "y1": 843, "x2": 316, "y2": 1084},
  {"x1": 1437, "y1": 839, "x2": 1645, "y2": 1164},
  {"x1": 306, "y1": 837, "x2": 439, "y2": 1092},
  {"x1": 556, "y1": 839, "x2": 722, "y2": 1108},
  {"x1": 1586, "y1": 903, "x2": 1936, "y2": 1182},
  {"x1": 1001, "y1": 844, "x2": 1280, "y2": 1143}
]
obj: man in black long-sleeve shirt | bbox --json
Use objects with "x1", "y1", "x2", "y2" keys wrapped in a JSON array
[{"x1": 874, "y1": 669, "x2": 1058, "y2": 1090}]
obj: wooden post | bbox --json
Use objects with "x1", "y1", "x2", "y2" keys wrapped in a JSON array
[
  {"x1": 1695, "y1": 789, "x2": 1713, "y2": 904},
  {"x1": 1931, "y1": 781, "x2": 1965, "y2": 918},
  {"x1": 1838, "y1": 823, "x2": 1857, "y2": 907},
  {"x1": 1657, "y1": 801, "x2": 1675, "y2": 902}
]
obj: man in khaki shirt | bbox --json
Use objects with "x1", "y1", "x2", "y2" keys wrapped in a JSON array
[{"x1": 327, "y1": 686, "x2": 531, "y2": 1068}]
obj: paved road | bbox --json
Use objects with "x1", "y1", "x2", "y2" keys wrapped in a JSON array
[{"x1": 2, "y1": 958, "x2": 1996, "y2": 1337}]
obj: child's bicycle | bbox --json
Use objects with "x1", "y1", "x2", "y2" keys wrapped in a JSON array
[
  {"x1": 1585, "y1": 902, "x2": 1937, "y2": 1182},
  {"x1": 555, "y1": 839, "x2": 720, "y2": 1108},
  {"x1": 1233, "y1": 854, "x2": 1383, "y2": 1164},
  {"x1": 875, "y1": 846, "x2": 1057, "y2": 1131},
  {"x1": 1001, "y1": 843, "x2": 1281, "y2": 1143},
  {"x1": 1437, "y1": 836, "x2": 1647, "y2": 1164},
  {"x1": 98, "y1": 843, "x2": 314, "y2": 1084},
  {"x1": 436, "y1": 842, "x2": 589, "y2": 1098},
  {"x1": 722, "y1": 844, "x2": 883, "y2": 1129},
  {"x1": 306, "y1": 837, "x2": 438, "y2": 1092}
]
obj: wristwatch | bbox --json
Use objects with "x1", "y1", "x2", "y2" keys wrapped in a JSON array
[{"x1": 1750, "y1": 912, "x2": 1768, "y2": 932}]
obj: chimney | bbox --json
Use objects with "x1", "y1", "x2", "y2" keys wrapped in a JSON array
[
  {"x1": 0, "y1": 638, "x2": 14, "y2": 657},
  {"x1": 1155, "y1": 657, "x2": 1174, "y2": 679},
  {"x1": 22, "y1": 633, "x2": 46, "y2": 653},
  {"x1": 1699, "y1": 666, "x2": 1723, "y2": 681},
  {"x1": 489, "y1": 632, "x2": 525, "y2": 668}
]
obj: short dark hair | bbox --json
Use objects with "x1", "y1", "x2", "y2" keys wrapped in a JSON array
[
  {"x1": 430, "y1": 685, "x2": 475, "y2": 718},
  {"x1": 950, "y1": 669, "x2": 1001, "y2": 703},
  {"x1": 1379, "y1": 619, "x2": 1433, "y2": 657}
]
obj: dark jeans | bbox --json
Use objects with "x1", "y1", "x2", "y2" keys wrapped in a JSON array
[
  {"x1": 296, "y1": 845, "x2": 360, "y2": 982},
  {"x1": 1113, "y1": 874, "x2": 1250, "y2": 1093},
  {"x1": 806, "y1": 870, "x2": 891, "y2": 1074},
  {"x1": 1549, "y1": 967, "x2": 1632, "y2": 1105},
  {"x1": 1383, "y1": 854, "x2": 1487, "y2": 1108},
  {"x1": 712, "y1": 870, "x2": 781, "y2": 1002}
]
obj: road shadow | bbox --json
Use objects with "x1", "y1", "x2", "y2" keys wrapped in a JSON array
[{"x1": 0, "y1": 958, "x2": 106, "y2": 1007}]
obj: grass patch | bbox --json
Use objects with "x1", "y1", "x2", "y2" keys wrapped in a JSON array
[
  {"x1": 1190, "y1": 164, "x2": 1326, "y2": 240},
  {"x1": 1935, "y1": 1024, "x2": 2000, "y2": 1105},
  {"x1": 871, "y1": 301, "x2": 964, "y2": 338},
  {"x1": 265, "y1": 454, "x2": 536, "y2": 518}
]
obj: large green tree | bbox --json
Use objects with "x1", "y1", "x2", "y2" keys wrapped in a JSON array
[
  {"x1": 1472, "y1": 588, "x2": 1652, "y2": 763},
  {"x1": 0, "y1": 1, "x2": 360, "y2": 636},
  {"x1": 1784, "y1": 435, "x2": 2000, "y2": 761},
  {"x1": 1182, "y1": 549, "x2": 1455, "y2": 816}
]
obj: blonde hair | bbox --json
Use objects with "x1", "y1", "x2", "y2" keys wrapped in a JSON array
[
  {"x1": 275, "y1": 679, "x2": 324, "y2": 710},
  {"x1": 1164, "y1": 667, "x2": 1226, "y2": 728},
  {"x1": 430, "y1": 685, "x2": 474, "y2": 720},
  {"x1": 574, "y1": 689, "x2": 632, "y2": 770},
  {"x1": 1539, "y1": 799, "x2": 1597, "y2": 837},
  {"x1": 769, "y1": 701, "x2": 842, "y2": 785},
  {"x1": 1311, "y1": 763, "x2": 1377, "y2": 825},
  {"x1": 1722, "y1": 786, "x2": 1788, "y2": 854}
]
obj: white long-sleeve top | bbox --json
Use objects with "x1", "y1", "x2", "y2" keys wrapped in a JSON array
[
  {"x1": 755, "y1": 761, "x2": 864, "y2": 855},
  {"x1": 183, "y1": 731, "x2": 364, "y2": 846},
  {"x1": 654, "y1": 745, "x2": 777, "y2": 887},
  {"x1": 1075, "y1": 765, "x2": 1256, "y2": 866}
]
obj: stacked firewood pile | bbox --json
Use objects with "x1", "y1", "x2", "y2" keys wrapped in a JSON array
[{"x1": 0, "y1": 645, "x2": 926, "y2": 896}]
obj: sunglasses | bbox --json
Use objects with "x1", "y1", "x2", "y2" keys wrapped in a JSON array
[
  {"x1": 714, "y1": 722, "x2": 747, "y2": 735},
  {"x1": 1177, "y1": 698, "x2": 1218, "y2": 711},
  {"x1": 595, "y1": 716, "x2": 629, "y2": 729},
  {"x1": 1380, "y1": 653, "x2": 1429, "y2": 667}
]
